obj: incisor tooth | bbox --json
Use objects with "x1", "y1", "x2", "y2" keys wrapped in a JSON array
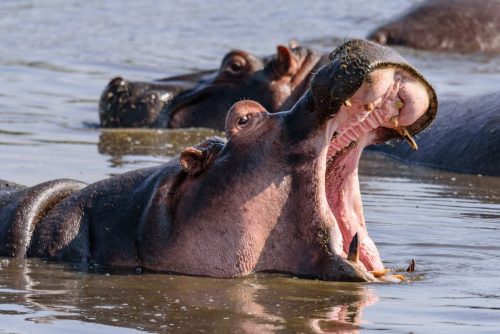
[
  {"x1": 343, "y1": 99, "x2": 352, "y2": 107},
  {"x1": 364, "y1": 102, "x2": 374, "y2": 112}
]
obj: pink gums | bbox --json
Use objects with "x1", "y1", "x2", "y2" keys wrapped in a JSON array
[
  {"x1": 326, "y1": 143, "x2": 384, "y2": 272},
  {"x1": 324, "y1": 71, "x2": 409, "y2": 272}
]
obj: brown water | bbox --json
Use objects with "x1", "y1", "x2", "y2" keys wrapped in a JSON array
[{"x1": 1, "y1": 0, "x2": 499, "y2": 333}]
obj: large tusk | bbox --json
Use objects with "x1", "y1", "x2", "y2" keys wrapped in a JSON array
[
  {"x1": 397, "y1": 127, "x2": 418, "y2": 150},
  {"x1": 347, "y1": 232, "x2": 360, "y2": 263}
]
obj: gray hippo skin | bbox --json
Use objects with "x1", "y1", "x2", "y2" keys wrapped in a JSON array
[
  {"x1": 99, "y1": 44, "x2": 326, "y2": 129},
  {"x1": 369, "y1": 0, "x2": 500, "y2": 54},
  {"x1": 1, "y1": 40, "x2": 437, "y2": 282},
  {"x1": 369, "y1": 91, "x2": 500, "y2": 176}
]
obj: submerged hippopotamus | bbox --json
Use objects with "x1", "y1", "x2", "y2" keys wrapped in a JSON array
[
  {"x1": 370, "y1": 91, "x2": 500, "y2": 176},
  {"x1": 368, "y1": 0, "x2": 500, "y2": 54},
  {"x1": 99, "y1": 44, "x2": 326, "y2": 129},
  {"x1": 1, "y1": 40, "x2": 437, "y2": 282}
]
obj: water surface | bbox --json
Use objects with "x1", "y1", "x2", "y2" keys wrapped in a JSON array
[{"x1": 0, "y1": 0, "x2": 499, "y2": 333}]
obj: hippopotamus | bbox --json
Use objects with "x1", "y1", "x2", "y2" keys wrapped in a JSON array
[
  {"x1": 368, "y1": 0, "x2": 500, "y2": 54},
  {"x1": 99, "y1": 42, "x2": 498, "y2": 176},
  {"x1": 369, "y1": 91, "x2": 499, "y2": 176},
  {"x1": 99, "y1": 44, "x2": 326, "y2": 129},
  {"x1": 2, "y1": 40, "x2": 437, "y2": 282}
]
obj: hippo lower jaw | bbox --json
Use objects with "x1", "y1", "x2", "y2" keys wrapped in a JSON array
[{"x1": 322, "y1": 66, "x2": 431, "y2": 280}]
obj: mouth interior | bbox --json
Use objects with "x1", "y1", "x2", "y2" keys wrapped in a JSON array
[{"x1": 323, "y1": 66, "x2": 430, "y2": 274}]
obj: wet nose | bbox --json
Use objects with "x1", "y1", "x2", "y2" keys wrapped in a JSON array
[{"x1": 99, "y1": 77, "x2": 185, "y2": 128}]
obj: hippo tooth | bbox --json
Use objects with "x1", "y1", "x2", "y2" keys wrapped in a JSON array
[
  {"x1": 364, "y1": 102, "x2": 375, "y2": 112},
  {"x1": 390, "y1": 115, "x2": 399, "y2": 128},
  {"x1": 394, "y1": 99, "x2": 404, "y2": 109},
  {"x1": 347, "y1": 232, "x2": 359, "y2": 263},
  {"x1": 406, "y1": 259, "x2": 416, "y2": 272},
  {"x1": 370, "y1": 268, "x2": 390, "y2": 278},
  {"x1": 343, "y1": 99, "x2": 352, "y2": 107},
  {"x1": 397, "y1": 127, "x2": 418, "y2": 150}
]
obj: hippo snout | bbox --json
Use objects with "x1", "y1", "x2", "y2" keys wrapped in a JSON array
[{"x1": 99, "y1": 77, "x2": 183, "y2": 128}]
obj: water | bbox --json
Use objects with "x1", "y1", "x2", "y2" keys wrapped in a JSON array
[{"x1": 0, "y1": 0, "x2": 499, "y2": 333}]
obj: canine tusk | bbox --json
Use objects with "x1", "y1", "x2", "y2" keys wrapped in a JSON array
[
  {"x1": 347, "y1": 232, "x2": 359, "y2": 263},
  {"x1": 397, "y1": 127, "x2": 418, "y2": 150}
]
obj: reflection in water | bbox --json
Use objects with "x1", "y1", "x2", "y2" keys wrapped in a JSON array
[
  {"x1": 1, "y1": 0, "x2": 500, "y2": 332},
  {"x1": 98, "y1": 128, "x2": 222, "y2": 164},
  {"x1": 0, "y1": 258, "x2": 377, "y2": 333}
]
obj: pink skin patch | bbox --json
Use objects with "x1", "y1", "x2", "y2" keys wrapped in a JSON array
[{"x1": 324, "y1": 67, "x2": 430, "y2": 272}]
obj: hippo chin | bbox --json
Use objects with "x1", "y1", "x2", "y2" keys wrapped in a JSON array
[
  {"x1": 2, "y1": 40, "x2": 437, "y2": 282},
  {"x1": 99, "y1": 44, "x2": 326, "y2": 129},
  {"x1": 369, "y1": 0, "x2": 500, "y2": 54}
]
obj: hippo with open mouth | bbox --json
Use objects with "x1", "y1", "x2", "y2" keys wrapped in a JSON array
[{"x1": 1, "y1": 40, "x2": 437, "y2": 281}]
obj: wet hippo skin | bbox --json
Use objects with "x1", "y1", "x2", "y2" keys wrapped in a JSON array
[
  {"x1": 99, "y1": 44, "x2": 326, "y2": 129},
  {"x1": 368, "y1": 0, "x2": 500, "y2": 54},
  {"x1": 0, "y1": 40, "x2": 437, "y2": 282}
]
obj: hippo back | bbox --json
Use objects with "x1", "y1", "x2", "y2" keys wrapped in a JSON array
[{"x1": 0, "y1": 179, "x2": 87, "y2": 258}]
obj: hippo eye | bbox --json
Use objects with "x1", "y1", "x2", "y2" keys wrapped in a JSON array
[
  {"x1": 238, "y1": 115, "x2": 249, "y2": 125},
  {"x1": 226, "y1": 61, "x2": 243, "y2": 75}
]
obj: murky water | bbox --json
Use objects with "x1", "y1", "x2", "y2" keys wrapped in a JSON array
[{"x1": 0, "y1": 0, "x2": 499, "y2": 333}]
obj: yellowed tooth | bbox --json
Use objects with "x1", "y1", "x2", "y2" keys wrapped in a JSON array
[
  {"x1": 370, "y1": 268, "x2": 391, "y2": 278},
  {"x1": 395, "y1": 99, "x2": 404, "y2": 109},
  {"x1": 397, "y1": 127, "x2": 418, "y2": 150},
  {"x1": 364, "y1": 102, "x2": 374, "y2": 112},
  {"x1": 343, "y1": 99, "x2": 352, "y2": 107},
  {"x1": 389, "y1": 116, "x2": 399, "y2": 128}
]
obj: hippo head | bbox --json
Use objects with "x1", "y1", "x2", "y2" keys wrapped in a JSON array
[
  {"x1": 99, "y1": 44, "x2": 324, "y2": 129},
  {"x1": 144, "y1": 40, "x2": 437, "y2": 281}
]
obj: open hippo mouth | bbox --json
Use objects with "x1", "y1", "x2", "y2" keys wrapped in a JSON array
[{"x1": 311, "y1": 40, "x2": 437, "y2": 280}]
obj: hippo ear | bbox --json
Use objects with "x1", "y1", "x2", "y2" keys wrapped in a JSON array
[
  {"x1": 180, "y1": 147, "x2": 205, "y2": 176},
  {"x1": 180, "y1": 138, "x2": 225, "y2": 176},
  {"x1": 275, "y1": 45, "x2": 298, "y2": 77}
]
